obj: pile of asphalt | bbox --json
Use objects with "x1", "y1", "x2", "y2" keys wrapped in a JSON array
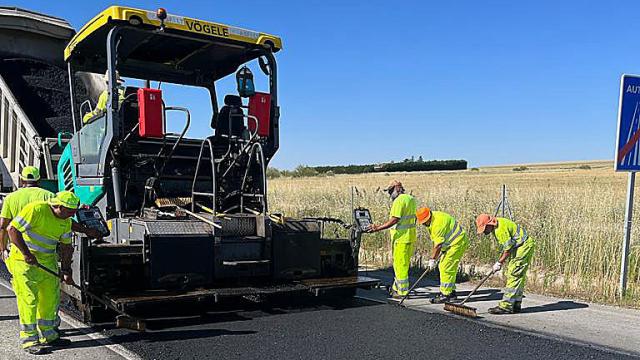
[{"x1": 0, "y1": 57, "x2": 88, "y2": 136}]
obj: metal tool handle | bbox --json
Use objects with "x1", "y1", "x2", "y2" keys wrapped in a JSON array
[
  {"x1": 459, "y1": 269, "x2": 496, "y2": 306},
  {"x1": 35, "y1": 262, "x2": 145, "y2": 331},
  {"x1": 398, "y1": 252, "x2": 444, "y2": 305},
  {"x1": 35, "y1": 263, "x2": 113, "y2": 312},
  {"x1": 35, "y1": 263, "x2": 82, "y2": 291}
]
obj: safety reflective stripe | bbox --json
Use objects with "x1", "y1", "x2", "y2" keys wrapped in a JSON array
[
  {"x1": 60, "y1": 232, "x2": 73, "y2": 239},
  {"x1": 20, "y1": 323, "x2": 37, "y2": 332},
  {"x1": 38, "y1": 319, "x2": 57, "y2": 327},
  {"x1": 504, "y1": 287, "x2": 523, "y2": 294},
  {"x1": 503, "y1": 296, "x2": 523, "y2": 303},
  {"x1": 394, "y1": 215, "x2": 416, "y2": 231},
  {"x1": 26, "y1": 241, "x2": 56, "y2": 254},
  {"x1": 26, "y1": 230, "x2": 58, "y2": 246},
  {"x1": 395, "y1": 278, "x2": 410, "y2": 291},
  {"x1": 502, "y1": 225, "x2": 529, "y2": 250},
  {"x1": 21, "y1": 335, "x2": 39, "y2": 344},
  {"x1": 503, "y1": 287, "x2": 524, "y2": 302},
  {"x1": 13, "y1": 216, "x2": 30, "y2": 230},
  {"x1": 443, "y1": 221, "x2": 463, "y2": 247},
  {"x1": 40, "y1": 328, "x2": 57, "y2": 340},
  {"x1": 440, "y1": 282, "x2": 456, "y2": 289}
]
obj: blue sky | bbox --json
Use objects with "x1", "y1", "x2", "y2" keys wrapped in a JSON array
[{"x1": 13, "y1": 1, "x2": 639, "y2": 169}]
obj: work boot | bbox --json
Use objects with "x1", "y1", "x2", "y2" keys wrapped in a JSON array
[
  {"x1": 513, "y1": 302, "x2": 522, "y2": 313},
  {"x1": 23, "y1": 344, "x2": 47, "y2": 355},
  {"x1": 488, "y1": 305, "x2": 514, "y2": 315},
  {"x1": 45, "y1": 337, "x2": 72, "y2": 348},
  {"x1": 390, "y1": 291, "x2": 405, "y2": 300},
  {"x1": 430, "y1": 291, "x2": 457, "y2": 304}
]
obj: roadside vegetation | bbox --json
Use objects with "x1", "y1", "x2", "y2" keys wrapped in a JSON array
[
  {"x1": 268, "y1": 160, "x2": 640, "y2": 307},
  {"x1": 267, "y1": 158, "x2": 467, "y2": 178}
]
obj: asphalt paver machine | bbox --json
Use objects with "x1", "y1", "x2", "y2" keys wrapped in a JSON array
[{"x1": 60, "y1": 6, "x2": 377, "y2": 322}]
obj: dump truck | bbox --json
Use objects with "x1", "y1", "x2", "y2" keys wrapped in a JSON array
[
  {"x1": 0, "y1": 6, "x2": 378, "y2": 323},
  {"x1": 0, "y1": 7, "x2": 104, "y2": 192}
]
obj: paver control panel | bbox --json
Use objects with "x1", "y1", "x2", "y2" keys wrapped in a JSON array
[{"x1": 353, "y1": 208, "x2": 373, "y2": 232}]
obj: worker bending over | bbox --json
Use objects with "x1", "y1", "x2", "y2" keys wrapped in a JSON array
[
  {"x1": 366, "y1": 180, "x2": 417, "y2": 298},
  {"x1": 476, "y1": 214, "x2": 536, "y2": 314},
  {"x1": 7, "y1": 192, "x2": 80, "y2": 355},
  {"x1": 82, "y1": 70, "x2": 125, "y2": 124},
  {"x1": 1, "y1": 167, "x2": 101, "y2": 262},
  {"x1": 0, "y1": 167, "x2": 54, "y2": 263},
  {"x1": 416, "y1": 207, "x2": 469, "y2": 303}
]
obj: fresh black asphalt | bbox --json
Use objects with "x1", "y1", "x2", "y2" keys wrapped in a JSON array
[{"x1": 0, "y1": 264, "x2": 635, "y2": 360}]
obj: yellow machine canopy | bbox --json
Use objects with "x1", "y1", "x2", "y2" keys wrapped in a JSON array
[{"x1": 64, "y1": 6, "x2": 282, "y2": 85}]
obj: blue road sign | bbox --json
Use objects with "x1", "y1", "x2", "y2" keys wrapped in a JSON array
[{"x1": 616, "y1": 74, "x2": 640, "y2": 171}]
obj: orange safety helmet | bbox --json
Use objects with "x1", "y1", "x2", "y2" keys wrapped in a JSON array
[
  {"x1": 416, "y1": 207, "x2": 432, "y2": 225},
  {"x1": 475, "y1": 213, "x2": 497, "y2": 234}
]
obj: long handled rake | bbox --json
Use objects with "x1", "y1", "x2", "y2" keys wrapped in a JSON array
[
  {"x1": 36, "y1": 263, "x2": 146, "y2": 331},
  {"x1": 397, "y1": 253, "x2": 443, "y2": 306}
]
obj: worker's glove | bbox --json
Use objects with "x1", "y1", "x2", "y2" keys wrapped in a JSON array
[
  {"x1": 492, "y1": 261, "x2": 502, "y2": 272},
  {"x1": 427, "y1": 258, "x2": 437, "y2": 271},
  {"x1": 0, "y1": 250, "x2": 8, "y2": 262}
]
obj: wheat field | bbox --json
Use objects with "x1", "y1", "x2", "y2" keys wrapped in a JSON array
[{"x1": 267, "y1": 160, "x2": 640, "y2": 306}]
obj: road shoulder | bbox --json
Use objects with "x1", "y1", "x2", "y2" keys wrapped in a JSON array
[
  {"x1": 0, "y1": 279, "x2": 128, "y2": 360},
  {"x1": 358, "y1": 269, "x2": 640, "y2": 358}
]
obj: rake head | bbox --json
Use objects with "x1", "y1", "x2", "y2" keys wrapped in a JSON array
[{"x1": 443, "y1": 302, "x2": 478, "y2": 318}]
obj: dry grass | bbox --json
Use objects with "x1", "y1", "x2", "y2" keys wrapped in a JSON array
[{"x1": 267, "y1": 160, "x2": 640, "y2": 306}]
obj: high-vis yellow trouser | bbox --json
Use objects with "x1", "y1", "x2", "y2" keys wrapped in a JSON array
[
  {"x1": 438, "y1": 235, "x2": 470, "y2": 296},
  {"x1": 499, "y1": 238, "x2": 535, "y2": 310},
  {"x1": 392, "y1": 241, "x2": 415, "y2": 296},
  {"x1": 11, "y1": 258, "x2": 60, "y2": 348}
]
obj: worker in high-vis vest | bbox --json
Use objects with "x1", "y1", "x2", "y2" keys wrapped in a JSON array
[
  {"x1": 416, "y1": 207, "x2": 470, "y2": 303},
  {"x1": 7, "y1": 191, "x2": 79, "y2": 355},
  {"x1": 366, "y1": 180, "x2": 417, "y2": 298},
  {"x1": 1, "y1": 167, "x2": 100, "y2": 262},
  {"x1": 476, "y1": 214, "x2": 535, "y2": 315},
  {"x1": 82, "y1": 70, "x2": 125, "y2": 124},
  {"x1": 0, "y1": 167, "x2": 54, "y2": 264}
]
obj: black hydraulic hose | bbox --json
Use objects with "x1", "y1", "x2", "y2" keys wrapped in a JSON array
[{"x1": 155, "y1": 107, "x2": 191, "y2": 179}]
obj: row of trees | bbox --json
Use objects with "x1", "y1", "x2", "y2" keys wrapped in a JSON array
[{"x1": 267, "y1": 159, "x2": 468, "y2": 178}]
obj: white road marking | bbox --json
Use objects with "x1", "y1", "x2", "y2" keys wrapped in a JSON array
[{"x1": 0, "y1": 279, "x2": 142, "y2": 360}]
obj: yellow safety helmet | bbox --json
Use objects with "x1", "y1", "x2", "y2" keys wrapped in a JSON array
[
  {"x1": 20, "y1": 166, "x2": 40, "y2": 182},
  {"x1": 48, "y1": 191, "x2": 80, "y2": 209}
]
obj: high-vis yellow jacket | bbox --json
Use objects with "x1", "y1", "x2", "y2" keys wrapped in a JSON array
[
  {"x1": 0, "y1": 187, "x2": 54, "y2": 220},
  {"x1": 9, "y1": 201, "x2": 72, "y2": 263},
  {"x1": 389, "y1": 194, "x2": 417, "y2": 244},
  {"x1": 426, "y1": 211, "x2": 466, "y2": 249},
  {"x1": 493, "y1": 217, "x2": 529, "y2": 252}
]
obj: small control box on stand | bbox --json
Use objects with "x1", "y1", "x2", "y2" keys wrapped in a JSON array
[{"x1": 353, "y1": 208, "x2": 373, "y2": 232}]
